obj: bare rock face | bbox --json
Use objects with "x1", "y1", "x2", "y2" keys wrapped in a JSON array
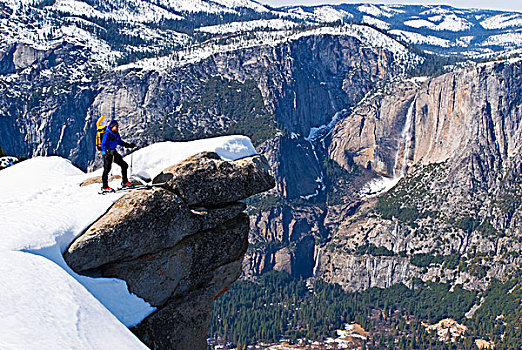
[
  {"x1": 320, "y1": 60, "x2": 522, "y2": 292},
  {"x1": 64, "y1": 152, "x2": 274, "y2": 349},
  {"x1": 153, "y1": 152, "x2": 275, "y2": 207},
  {"x1": 101, "y1": 214, "x2": 249, "y2": 307}
]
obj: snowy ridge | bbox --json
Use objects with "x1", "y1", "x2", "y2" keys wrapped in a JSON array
[
  {"x1": 211, "y1": 0, "x2": 270, "y2": 13},
  {"x1": 197, "y1": 19, "x2": 297, "y2": 35},
  {"x1": 481, "y1": 32, "x2": 522, "y2": 47},
  {"x1": 390, "y1": 30, "x2": 452, "y2": 48},
  {"x1": 3, "y1": 1, "x2": 522, "y2": 70},
  {"x1": 312, "y1": 6, "x2": 353, "y2": 22},
  {"x1": 280, "y1": 3, "x2": 522, "y2": 55},
  {"x1": 51, "y1": 0, "x2": 184, "y2": 22},
  {"x1": 404, "y1": 14, "x2": 472, "y2": 32},
  {"x1": 118, "y1": 24, "x2": 419, "y2": 72},
  {"x1": 0, "y1": 135, "x2": 257, "y2": 348},
  {"x1": 362, "y1": 15, "x2": 390, "y2": 30},
  {"x1": 480, "y1": 13, "x2": 522, "y2": 29},
  {"x1": 357, "y1": 4, "x2": 396, "y2": 18}
]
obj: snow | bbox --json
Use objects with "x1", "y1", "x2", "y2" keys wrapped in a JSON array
[
  {"x1": 362, "y1": 15, "x2": 390, "y2": 30},
  {"x1": 0, "y1": 156, "x2": 18, "y2": 168},
  {"x1": 381, "y1": 5, "x2": 406, "y2": 15},
  {"x1": 211, "y1": 0, "x2": 269, "y2": 12},
  {"x1": 121, "y1": 25, "x2": 189, "y2": 46},
  {"x1": 481, "y1": 32, "x2": 522, "y2": 47},
  {"x1": 456, "y1": 36, "x2": 474, "y2": 47},
  {"x1": 0, "y1": 251, "x2": 148, "y2": 350},
  {"x1": 60, "y1": 25, "x2": 121, "y2": 63},
  {"x1": 428, "y1": 15, "x2": 443, "y2": 22},
  {"x1": 52, "y1": 0, "x2": 184, "y2": 22},
  {"x1": 312, "y1": 6, "x2": 353, "y2": 22},
  {"x1": 103, "y1": 135, "x2": 258, "y2": 180},
  {"x1": 404, "y1": 14, "x2": 472, "y2": 32},
  {"x1": 145, "y1": 0, "x2": 270, "y2": 14},
  {"x1": 0, "y1": 135, "x2": 257, "y2": 348},
  {"x1": 420, "y1": 6, "x2": 454, "y2": 16},
  {"x1": 119, "y1": 24, "x2": 417, "y2": 72},
  {"x1": 197, "y1": 19, "x2": 297, "y2": 35},
  {"x1": 306, "y1": 109, "x2": 347, "y2": 143},
  {"x1": 404, "y1": 19, "x2": 436, "y2": 29},
  {"x1": 481, "y1": 13, "x2": 522, "y2": 30},
  {"x1": 360, "y1": 176, "x2": 400, "y2": 198},
  {"x1": 390, "y1": 29, "x2": 452, "y2": 48},
  {"x1": 283, "y1": 6, "x2": 318, "y2": 21},
  {"x1": 357, "y1": 4, "x2": 394, "y2": 18}
]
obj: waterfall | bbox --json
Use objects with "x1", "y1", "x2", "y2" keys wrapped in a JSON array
[
  {"x1": 393, "y1": 98, "x2": 416, "y2": 179},
  {"x1": 312, "y1": 247, "x2": 321, "y2": 277}
]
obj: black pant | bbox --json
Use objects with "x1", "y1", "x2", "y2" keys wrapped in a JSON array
[{"x1": 102, "y1": 151, "x2": 128, "y2": 188}]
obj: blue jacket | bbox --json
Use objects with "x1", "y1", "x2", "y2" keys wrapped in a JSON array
[{"x1": 101, "y1": 128, "x2": 127, "y2": 155}]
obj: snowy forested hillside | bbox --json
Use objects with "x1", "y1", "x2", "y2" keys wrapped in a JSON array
[{"x1": 1, "y1": 0, "x2": 522, "y2": 72}]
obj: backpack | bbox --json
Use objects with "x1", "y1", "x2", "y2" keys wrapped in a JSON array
[{"x1": 95, "y1": 115, "x2": 107, "y2": 151}]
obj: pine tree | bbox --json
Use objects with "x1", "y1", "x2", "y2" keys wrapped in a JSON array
[{"x1": 0, "y1": 146, "x2": 5, "y2": 157}]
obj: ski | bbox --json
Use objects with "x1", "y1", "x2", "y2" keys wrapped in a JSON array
[
  {"x1": 98, "y1": 182, "x2": 168, "y2": 195},
  {"x1": 117, "y1": 182, "x2": 168, "y2": 191}
]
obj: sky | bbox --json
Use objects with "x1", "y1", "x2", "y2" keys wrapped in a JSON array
[{"x1": 258, "y1": 0, "x2": 522, "y2": 12}]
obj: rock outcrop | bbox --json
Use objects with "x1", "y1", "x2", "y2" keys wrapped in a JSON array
[
  {"x1": 0, "y1": 28, "x2": 412, "y2": 279},
  {"x1": 320, "y1": 60, "x2": 522, "y2": 291},
  {"x1": 64, "y1": 152, "x2": 275, "y2": 349}
]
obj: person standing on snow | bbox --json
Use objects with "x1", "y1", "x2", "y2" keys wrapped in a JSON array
[{"x1": 100, "y1": 120, "x2": 136, "y2": 192}]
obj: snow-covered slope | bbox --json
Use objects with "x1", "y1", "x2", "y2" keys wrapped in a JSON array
[
  {"x1": 197, "y1": 18, "x2": 297, "y2": 34},
  {"x1": 2, "y1": 0, "x2": 522, "y2": 70},
  {"x1": 0, "y1": 135, "x2": 256, "y2": 348},
  {"x1": 282, "y1": 4, "x2": 522, "y2": 56},
  {"x1": 118, "y1": 23, "x2": 419, "y2": 72},
  {"x1": 480, "y1": 13, "x2": 522, "y2": 29}
]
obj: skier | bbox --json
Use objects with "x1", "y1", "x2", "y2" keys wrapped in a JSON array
[{"x1": 100, "y1": 120, "x2": 136, "y2": 192}]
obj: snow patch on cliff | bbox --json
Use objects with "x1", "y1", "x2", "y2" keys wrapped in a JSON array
[{"x1": 360, "y1": 176, "x2": 400, "y2": 198}]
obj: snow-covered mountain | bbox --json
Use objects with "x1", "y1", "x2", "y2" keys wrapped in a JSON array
[
  {"x1": 285, "y1": 4, "x2": 522, "y2": 56},
  {"x1": 2, "y1": 0, "x2": 522, "y2": 70},
  {"x1": 2, "y1": 2, "x2": 522, "y2": 348}
]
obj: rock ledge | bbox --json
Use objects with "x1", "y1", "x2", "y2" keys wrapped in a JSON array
[{"x1": 64, "y1": 152, "x2": 274, "y2": 349}]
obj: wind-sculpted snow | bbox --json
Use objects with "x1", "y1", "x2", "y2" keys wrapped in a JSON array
[{"x1": 0, "y1": 135, "x2": 257, "y2": 348}]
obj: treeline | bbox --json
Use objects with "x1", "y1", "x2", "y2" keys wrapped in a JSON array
[
  {"x1": 212, "y1": 270, "x2": 522, "y2": 348},
  {"x1": 209, "y1": 271, "x2": 481, "y2": 348}
]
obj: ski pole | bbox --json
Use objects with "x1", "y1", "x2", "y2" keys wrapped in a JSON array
[{"x1": 130, "y1": 151, "x2": 133, "y2": 177}]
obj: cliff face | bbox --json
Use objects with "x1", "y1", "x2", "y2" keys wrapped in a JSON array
[
  {"x1": 320, "y1": 60, "x2": 522, "y2": 291},
  {"x1": 0, "y1": 31, "x2": 412, "y2": 279},
  {"x1": 0, "y1": 34, "x2": 405, "y2": 170},
  {"x1": 330, "y1": 62, "x2": 522, "y2": 179},
  {"x1": 64, "y1": 152, "x2": 275, "y2": 349}
]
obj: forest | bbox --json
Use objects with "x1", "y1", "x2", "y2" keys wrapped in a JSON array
[{"x1": 209, "y1": 271, "x2": 522, "y2": 349}]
